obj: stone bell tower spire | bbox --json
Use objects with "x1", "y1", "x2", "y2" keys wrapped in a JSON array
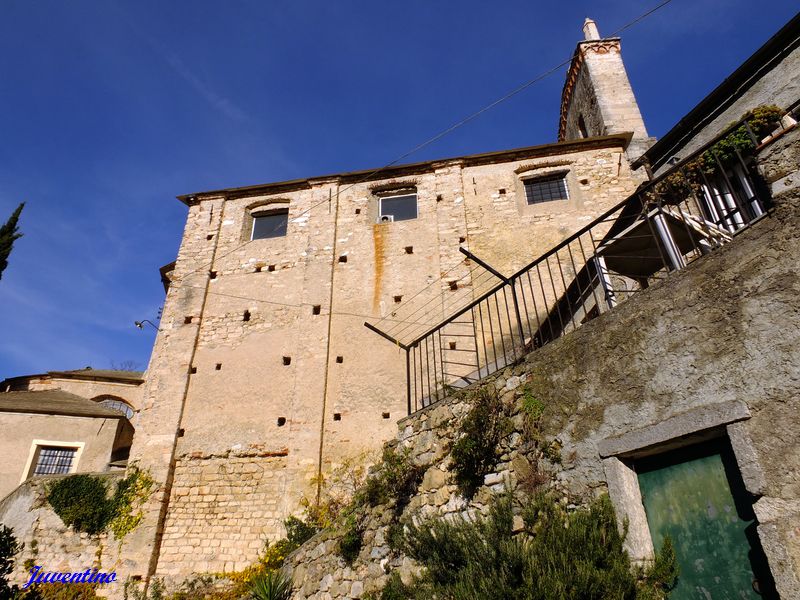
[{"x1": 559, "y1": 18, "x2": 654, "y2": 161}]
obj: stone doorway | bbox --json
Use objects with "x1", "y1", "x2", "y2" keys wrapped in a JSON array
[{"x1": 636, "y1": 438, "x2": 777, "y2": 599}]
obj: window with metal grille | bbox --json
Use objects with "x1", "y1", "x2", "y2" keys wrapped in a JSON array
[
  {"x1": 33, "y1": 446, "x2": 77, "y2": 475},
  {"x1": 524, "y1": 173, "x2": 569, "y2": 204}
]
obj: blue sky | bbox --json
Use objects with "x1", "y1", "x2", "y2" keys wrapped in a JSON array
[{"x1": 0, "y1": 1, "x2": 797, "y2": 377}]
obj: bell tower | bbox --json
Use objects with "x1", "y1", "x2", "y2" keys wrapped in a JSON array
[{"x1": 559, "y1": 18, "x2": 654, "y2": 161}]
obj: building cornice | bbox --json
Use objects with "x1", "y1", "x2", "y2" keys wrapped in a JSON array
[{"x1": 176, "y1": 133, "x2": 632, "y2": 206}]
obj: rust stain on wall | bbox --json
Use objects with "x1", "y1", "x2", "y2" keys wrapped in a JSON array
[{"x1": 372, "y1": 223, "x2": 385, "y2": 311}]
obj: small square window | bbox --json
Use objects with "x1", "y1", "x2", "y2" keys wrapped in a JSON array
[
  {"x1": 523, "y1": 173, "x2": 569, "y2": 205},
  {"x1": 379, "y1": 194, "x2": 417, "y2": 222},
  {"x1": 252, "y1": 210, "x2": 289, "y2": 240},
  {"x1": 33, "y1": 446, "x2": 77, "y2": 476}
]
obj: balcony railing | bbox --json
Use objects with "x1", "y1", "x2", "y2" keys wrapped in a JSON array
[{"x1": 366, "y1": 104, "x2": 795, "y2": 415}]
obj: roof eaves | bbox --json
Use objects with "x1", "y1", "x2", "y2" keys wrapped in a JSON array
[
  {"x1": 176, "y1": 133, "x2": 633, "y2": 206},
  {"x1": 47, "y1": 370, "x2": 145, "y2": 384}
]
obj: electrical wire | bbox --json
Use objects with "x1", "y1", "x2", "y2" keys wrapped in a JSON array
[
  {"x1": 157, "y1": 0, "x2": 676, "y2": 337},
  {"x1": 171, "y1": 0, "x2": 675, "y2": 282}
]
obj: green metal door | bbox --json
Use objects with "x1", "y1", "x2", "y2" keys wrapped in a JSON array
[{"x1": 636, "y1": 438, "x2": 776, "y2": 599}]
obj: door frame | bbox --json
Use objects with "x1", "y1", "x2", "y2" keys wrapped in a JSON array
[{"x1": 598, "y1": 400, "x2": 796, "y2": 596}]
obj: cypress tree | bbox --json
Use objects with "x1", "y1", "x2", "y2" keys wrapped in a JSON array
[{"x1": 0, "y1": 202, "x2": 24, "y2": 280}]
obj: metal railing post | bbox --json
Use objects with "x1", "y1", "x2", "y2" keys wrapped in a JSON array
[
  {"x1": 509, "y1": 277, "x2": 526, "y2": 358},
  {"x1": 366, "y1": 108, "x2": 782, "y2": 418},
  {"x1": 405, "y1": 348, "x2": 411, "y2": 416}
]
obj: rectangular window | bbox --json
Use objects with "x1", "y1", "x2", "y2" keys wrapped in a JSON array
[
  {"x1": 251, "y1": 210, "x2": 289, "y2": 240},
  {"x1": 524, "y1": 173, "x2": 569, "y2": 205},
  {"x1": 33, "y1": 446, "x2": 77, "y2": 475},
  {"x1": 379, "y1": 194, "x2": 417, "y2": 222}
]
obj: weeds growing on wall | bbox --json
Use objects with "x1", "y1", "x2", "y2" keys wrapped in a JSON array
[
  {"x1": 301, "y1": 452, "x2": 372, "y2": 529},
  {"x1": 449, "y1": 386, "x2": 513, "y2": 498},
  {"x1": 380, "y1": 493, "x2": 678, "y2": 600},
  {"x1": 261, "y1": 516, "x2": 319, "y2": 569},
  {"x1": 338, "y1": 511, "x2": 367, "y2": 564},
  {"x1": 364, "y1": 446, "x2": 423, "y2": 511},
  {"x1": 123, "y1": 577, "x2": 165, "y2": 600},
  {"x1": 363, "y1": 572, "x2": 408, "y2": 600},
  {"x1": 334, "y1": 446, "x2": 423, "y2": 563},
  {"x1": 46, "y1": 469, "x2": 155, "y2": 538},
  {"x1": 109, "y1": 467, "x2": 155, "y2": 541}
]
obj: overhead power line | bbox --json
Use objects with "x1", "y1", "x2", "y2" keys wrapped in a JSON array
[{"x1": 162, "y1": 0, "x2": 675, "y2": 330}]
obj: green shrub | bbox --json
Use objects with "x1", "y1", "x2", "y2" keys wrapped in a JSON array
[
  {"x1": 641, "y1": 536, "x2": 679, "y2": 596},
  {"x1": 338, "y1": 513, "x2": 365, "y2": 564},
  {"x1": 366, "y1": 572, "x2": 411, "y2": 600},
  {"x1": 364, "y1": 447, "x2": 423, "y2": 509},
  {"x1": 521, "y1": 390, "x2": 544, "y2": 421},
  {"x1": 18, "y1": 583, "x2": 102, "y2": 599},
  {"x1": 394, "y1": 493, "x2": 677, "y2": 600},
  {"x1": 0, "y1": 525, "x2": 21, "y2": 598},
  {"x1": 449, "y1": 386, "x2": 513, "y2": 498},
  {"x1": 386, "y1": 522, "x2": 405, "y2": 552},
  {"x1": 122, "y1": 578, "x2": 165, "y2": 600},
  {"x1": 249, "y1": 570, "x2": 292, "y2": 600},
  {"x1": 260, "y1": 515, "x2": 319, "y2": 569},
  {"x1": 283, "y1": 515, "x2": 316, "y2": 547},
  {"x1": 46, "y1": 470, "x2": 154, "y2": 537},
  {"x1": 46, "y1": 475, "x2": 114, "y2": 535}
]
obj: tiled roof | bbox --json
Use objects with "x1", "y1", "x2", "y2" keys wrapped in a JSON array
[
  {"x1": 0, "y1": 390, "x2": 126, "y2": 419},
  {"x1": 48, "y1": 368, "x2": 144, "y2": 382}
]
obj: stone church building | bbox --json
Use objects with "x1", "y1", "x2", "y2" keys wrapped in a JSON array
[
  {"x1": 2, "y1": 14, "x2": 800, "y2": 598},
  {"x1": 121, "y1": 18, "x2": 655, "y2": 579}
]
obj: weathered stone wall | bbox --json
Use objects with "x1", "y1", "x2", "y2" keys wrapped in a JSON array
[
  {"x1": 286, "y1": 134, "x2": 800, "y2": 598},
  {"x1": 0, "y1": 473, "x2": 124, "y2": 586},
  {"x1": 156, "y1": 451, "x2": 288, "y2": 576},
  {"x1": 122, "y1": 133, "x2": 647, "y2": 583},
  {"x1": 287, "y1": 366, "x2": 547, "y2": 599}
]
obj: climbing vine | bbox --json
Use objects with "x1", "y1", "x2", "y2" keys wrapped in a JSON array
[
  {"x1": 109, "y1": 467, "x2": 156, "y2": 541},
  {"x1": 46, "y1": 468, "x2": 155, "y2": 539}
]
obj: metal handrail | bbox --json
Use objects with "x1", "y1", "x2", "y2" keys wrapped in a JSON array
[{"x1": 367, "y1": 103, "x2": 793, "y2": 415}]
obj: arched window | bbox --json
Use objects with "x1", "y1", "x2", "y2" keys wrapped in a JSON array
[
  {"x1": 94, "y1": 396, "x2": 134, "y2": 419},
  {"x1": 578, "y1": 114, "x2": 589, "y2": 139}
]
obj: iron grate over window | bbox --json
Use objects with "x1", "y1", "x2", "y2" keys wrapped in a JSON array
[
  {"x1": 98, "y1": 398, "x2": 134, "y2": 419},
  {"x1": 33, "y1": 446, "x2": 77, "y2": 475},
  {"x1": 524, "y1": 173, "x2": 569, "y2": 205}
]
